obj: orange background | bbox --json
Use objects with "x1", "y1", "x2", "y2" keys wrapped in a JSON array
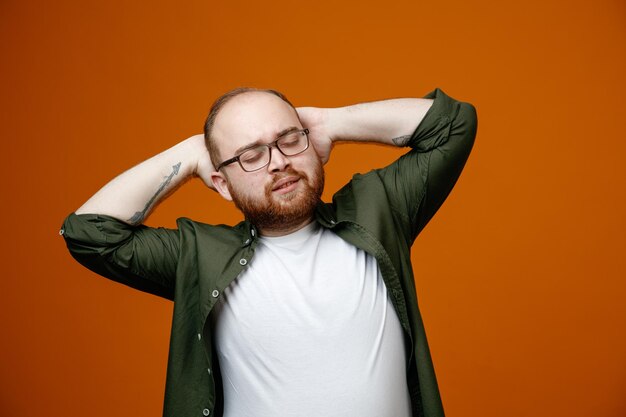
[{"x1": 1, "y1": 0, "x2": 625, "y2": 416}]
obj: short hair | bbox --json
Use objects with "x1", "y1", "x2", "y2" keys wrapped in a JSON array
[{"x1": 203, "y1": 87, "x2": 296, "y2": 167}]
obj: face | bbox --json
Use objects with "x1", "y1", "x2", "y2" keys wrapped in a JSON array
[{"x1": 210, "y1": 92, "x2": 324, "y2": 235}]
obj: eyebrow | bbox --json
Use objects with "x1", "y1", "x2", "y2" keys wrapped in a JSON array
[{"x1": 234, "y1": 126, "x2": 300, "y2": 155}]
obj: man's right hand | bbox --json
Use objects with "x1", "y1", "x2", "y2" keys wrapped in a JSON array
[{"x1": 188, "y1": 134, "x2": 217, "y2": 191}]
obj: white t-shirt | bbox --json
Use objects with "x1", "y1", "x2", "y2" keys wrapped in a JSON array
[{"x1": 211, "y1": 220, "x2": 411, "y2": 417}]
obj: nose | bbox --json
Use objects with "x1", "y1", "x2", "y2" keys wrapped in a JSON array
[{"x1": 267, "y1": 146, "x2": 291, "y2": 172}]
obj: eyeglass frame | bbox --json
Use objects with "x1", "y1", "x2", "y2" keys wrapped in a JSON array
[{"x1": 215, "y1": 128, "x2": 310, "y2": 172}]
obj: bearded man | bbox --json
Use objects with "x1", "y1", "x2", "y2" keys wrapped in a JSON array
[{"x1": 61, "y1": 86, "x2": 477, "y2": 417}]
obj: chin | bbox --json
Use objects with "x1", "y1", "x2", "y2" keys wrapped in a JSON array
[{"x1": 230, "y1": 164, "x2": 325, "y2": 231}]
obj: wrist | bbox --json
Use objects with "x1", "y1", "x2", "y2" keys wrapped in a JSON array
[
  {"x1": 167, "y1": 134, "x2": 206, "y2": 178},
  {"x1": 325, "y1": 107, "x2": 346, "y2": 143}
]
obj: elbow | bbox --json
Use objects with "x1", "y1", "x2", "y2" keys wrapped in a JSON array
[
  {"x1": 60, "y1": 211, "x2": 136, "y2": 264},
  {"x1": 457, "y1": 101, "x2": 478, "y2": 147},
  {"x1": 462, "y1": 101, "x2": 478, "y2": 131}
]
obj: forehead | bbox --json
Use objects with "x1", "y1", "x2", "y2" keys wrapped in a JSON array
[{"x1": 213, "y1": 91, "x2": 300, "y2": 156}]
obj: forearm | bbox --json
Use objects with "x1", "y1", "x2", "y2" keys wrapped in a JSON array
[
  {"x1": 327, "y1": 98, "x2": 434, "y2": 146},
  {"x1": 75, "y1": 135, "x2": 205, "y2": 225}
]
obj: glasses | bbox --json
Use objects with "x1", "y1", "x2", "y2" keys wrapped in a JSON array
[{"x1": 216, "y1": 128, "x2": 310, "y2": 172}]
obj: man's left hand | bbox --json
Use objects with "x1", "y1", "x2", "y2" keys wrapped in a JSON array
[{"x1": 296, "y1": 106, "x2": 334, "y2": 165}]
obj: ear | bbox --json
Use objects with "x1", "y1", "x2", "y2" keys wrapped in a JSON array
[{"x1": 210, "y1": 171, "x2": 233, "y2": 201}]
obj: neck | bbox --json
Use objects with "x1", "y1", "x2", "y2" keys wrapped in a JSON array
[{"x1": 258, "y1": 215, "x2": 315, "y2": 237}]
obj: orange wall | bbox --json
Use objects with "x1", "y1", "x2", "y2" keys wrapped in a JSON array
[{"x1": 1, "y1": 1, "x2": 624, "y2": 416}]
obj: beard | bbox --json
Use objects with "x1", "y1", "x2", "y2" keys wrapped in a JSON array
[{"x1": 227, "y1": 162, "x2": 325, "y2": 233}]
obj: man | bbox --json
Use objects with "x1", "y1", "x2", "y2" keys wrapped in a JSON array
[{"x1": 61, "y1": 86, "x2": 477, "y2": 417}]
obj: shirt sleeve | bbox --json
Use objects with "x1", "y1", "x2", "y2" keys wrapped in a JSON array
[
  {"x1": 59, "y1": 212, "x2": 180, "y2": 300},
  {"x1": 377, "y1": 87, "x2": 478, "y2": 245}
]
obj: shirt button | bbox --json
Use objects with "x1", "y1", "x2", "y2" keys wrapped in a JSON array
[
  {"x1": 207, "y1": 368, "x2": 212, "y2": 375},
  {"x1": 202, "y1": 408, "x2": 210, "y2": 416},
  {"x1": 59, "y1": 229, "x2": 64, "y2": 235},
  {"x1": 197, "y1": 333, "x2": 202, "y2": 341},
  {"x1": 330, "y1": 220, "x2": 336, "y2": 225},
  {"x1": 251, "y1": 229, "x2": 256, "y2": 237},
  {"x1": 244, "y1": 238, "x2": 250, "y2": 245},
  {"x1": 211, "y1": 290, "x2": 219, "y2": 298},
  {"x1": 239, "y1": 258, "x2": 247, "y2": 266}
]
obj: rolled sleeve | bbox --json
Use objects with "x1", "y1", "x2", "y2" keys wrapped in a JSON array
[
  {"x1": 379, "y1": 87, "x2": 478, "y2": 243},
  {"x1": 60, "y1": 212, "x2": 180, "y2": 300}
]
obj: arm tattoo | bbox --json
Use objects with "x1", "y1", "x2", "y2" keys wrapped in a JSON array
[
  {"x1": 392, "y1": 135, "x2": 411, "y2": 147},
  {"x1": 127, "y1": 162, "x2": 182, "y2": 225}
]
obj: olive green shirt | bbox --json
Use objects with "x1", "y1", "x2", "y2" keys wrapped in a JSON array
[{"x1": 61, "y1": 87, "x2": 477, "y2": 417}]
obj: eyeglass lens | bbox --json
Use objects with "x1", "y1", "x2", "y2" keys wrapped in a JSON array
[{"x1": 239, "y1": 131, "x2": 308, "y2": 171}]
